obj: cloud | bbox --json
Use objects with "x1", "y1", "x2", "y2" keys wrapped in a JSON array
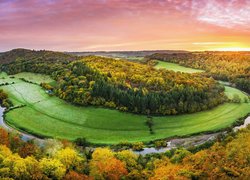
[
  {"x1": 193, "y1": 0, "x2": 250, "y2": 29},
  {"x1": 192, "y1": 42, "x2": 236, "y2": 45},
  {"x1": 84, "y1": 39, "x2": 190, "y2": 50},
  {"x1": 0, "y1": 0, "x2": 249, "y2": 51}
]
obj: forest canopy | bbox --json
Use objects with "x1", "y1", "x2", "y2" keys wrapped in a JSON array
[
  {"x1": 0, "y1": 49, "x2": 226, "y2": 115},
  {"x1": 0, "y1": 49, "x2": 79, "y2": 75},
  {"x1": 52, "y1": 56, "x2": 226, "y2": 115},
  {"x1": 1, "y1": 125, "x2": 250, "y2": 179}
]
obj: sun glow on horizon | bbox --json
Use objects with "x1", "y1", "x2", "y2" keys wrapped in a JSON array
[
  {"x1": 1, "y1": 0, "x2": 250, "y2": 51},
  {"x1": 211, "y1": 47, "x2": 250, "y2": 51}
]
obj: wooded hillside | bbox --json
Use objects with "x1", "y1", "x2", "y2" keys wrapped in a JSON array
[
  {"x1": 0, "y1": 50, "x2": 227, "y2": 115},
  {"x1": 147, "y1": 52, "x2": 250, "y2": 93},
  {"x1": 54, "y1": 56, "x2": 226, "y2": 115}
]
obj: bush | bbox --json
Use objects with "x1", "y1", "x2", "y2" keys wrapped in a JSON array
[
  {"x1": 113, "y1": 141, "x2": 132, "y2": 150},
  {"x1": 232, "y1": 94, "x2": 241, "y2": 103},
  {"x1": 40, "y1": 82, "x2": 53, "y2": 90},
  {"x1": 119, "y1": 106, "x2": 128, "y2": 112},
  {"x1": 154, "y1": 140, "x2": 167, "y2": 148},
  {"x1": 132, "y1": 142, "x2": 144, "y2": 151},
  {"x1": 171, "y1": 148, "x2": 191, "y2": 163},
  {"x1": 74, "y1": 138, "x2": 89, "y2": 147},
  {"x1": 104, "y1": 101, "x2": 116, "y2": 108}
]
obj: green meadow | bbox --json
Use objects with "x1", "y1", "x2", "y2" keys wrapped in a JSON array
[
  {"x1": 0, "y1": 72, "x2": 249, "y2": 144},
  {"x1": 154, "y1": 60, "x2": 204, "y2": 73}
]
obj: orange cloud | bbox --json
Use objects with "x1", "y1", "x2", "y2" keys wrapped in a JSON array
[{"x1": 0, "y1": 0, "x2": 249, "y2": 51}]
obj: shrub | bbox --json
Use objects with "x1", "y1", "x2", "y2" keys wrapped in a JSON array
[{"x1": 132, "y1": 142, "x2": 144, "y2": 151}]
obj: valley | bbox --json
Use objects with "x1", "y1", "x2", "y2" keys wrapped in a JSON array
[
  {"x1": 1, "y1": 1, "x2": 250, "y2": 178},
  {"x1": 0, "y1": 59, "x2": 249, "y2": 144}
]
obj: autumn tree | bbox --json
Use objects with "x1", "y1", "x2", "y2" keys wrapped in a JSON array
[
  {"x1": 64, "y1": 171, "x2": 91, "y2": 180},
  {"x1": 54, "y1": 147, "x2": 85, "y2": 171},
  {"x1": 116, "y1": 150, "x2": 139, "y2": 172},
  {"x1": 39, "y1": 158, "x2": 66, "y2": 179},
  {"x1": 0, "y1": 128, "x2": 9, "y2": 147},
  {"x1": 90, "y1": 148, "x2": 128, "y2": 180}
]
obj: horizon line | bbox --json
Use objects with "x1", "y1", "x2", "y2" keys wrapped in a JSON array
[{"x1": 1, "y1": 48, "x2": 250, "y2": 53}]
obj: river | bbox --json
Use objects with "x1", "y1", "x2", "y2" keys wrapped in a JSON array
[
  {"x1": 0, "y1": 107, "x2": 44, "y2": 145},
  {"x1": 136, "y1": 116, "x2": 250, "y2": 155}
]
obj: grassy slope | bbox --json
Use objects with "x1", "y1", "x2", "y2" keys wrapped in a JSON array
[
  {"x1": 12, "y1": 72, "x2": 54, "y2": 84},
  {"x1": 1, "y1": 72, "x2": 249, "y2": 144},
  {"x1": 154, "y1": 60, "x2": 204, "y2": 73}
]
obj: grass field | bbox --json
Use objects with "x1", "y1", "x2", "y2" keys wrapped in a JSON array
[
  {"x1": 0, "y1": 72, "x2": 249, "y2": 144},
  {"x1": 0, "y1": 72, "x2": 54, "y2": 84},
  {"x1": 154, "y1": 60, "x2": 204, "y2": 73},
  {"x1": 12, "y1": 72, "x2": 54, "y2": 84}
]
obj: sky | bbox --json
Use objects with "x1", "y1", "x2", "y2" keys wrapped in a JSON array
[{"x1": 0, "y1": 0, "x2": 250, "y2": 51}]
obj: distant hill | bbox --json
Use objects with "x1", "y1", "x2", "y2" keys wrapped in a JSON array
[
  {"x1": 0, "y1": 49, "x2": 189, "y2": 64},
  {"x1": 0, "y1": 48, "x2": 78, "y2": 65},
  {"x1": 67, "y1": 50, "x2": 189, "y2": 58},
  {"x1": 0, "y1": 49, "x2": 80, "y2": 75}
]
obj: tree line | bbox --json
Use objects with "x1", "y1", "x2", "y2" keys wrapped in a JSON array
[{"x1": 147, "y1": 52, "x2": 250, "y2": 93}]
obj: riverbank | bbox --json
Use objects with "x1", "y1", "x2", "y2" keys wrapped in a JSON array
[
  {"x1": 0, "y1": 107, "x2": 45, "y2": 145},
  {"x1": 1, "y1": 105, "x2": 249, "y2": 155}
]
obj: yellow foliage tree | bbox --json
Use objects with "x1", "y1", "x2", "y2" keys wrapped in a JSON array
[
  {"x1": 54, "y1": 147, "x2": 85, "y2": 171},
  {"x1": 39, "y1": 158, "x2": 66, "y2": 179}
]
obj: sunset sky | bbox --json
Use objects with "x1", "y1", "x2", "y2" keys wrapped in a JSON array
[{"x1": 0, "y1": 0, "x2": 250, "y2": 52}]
